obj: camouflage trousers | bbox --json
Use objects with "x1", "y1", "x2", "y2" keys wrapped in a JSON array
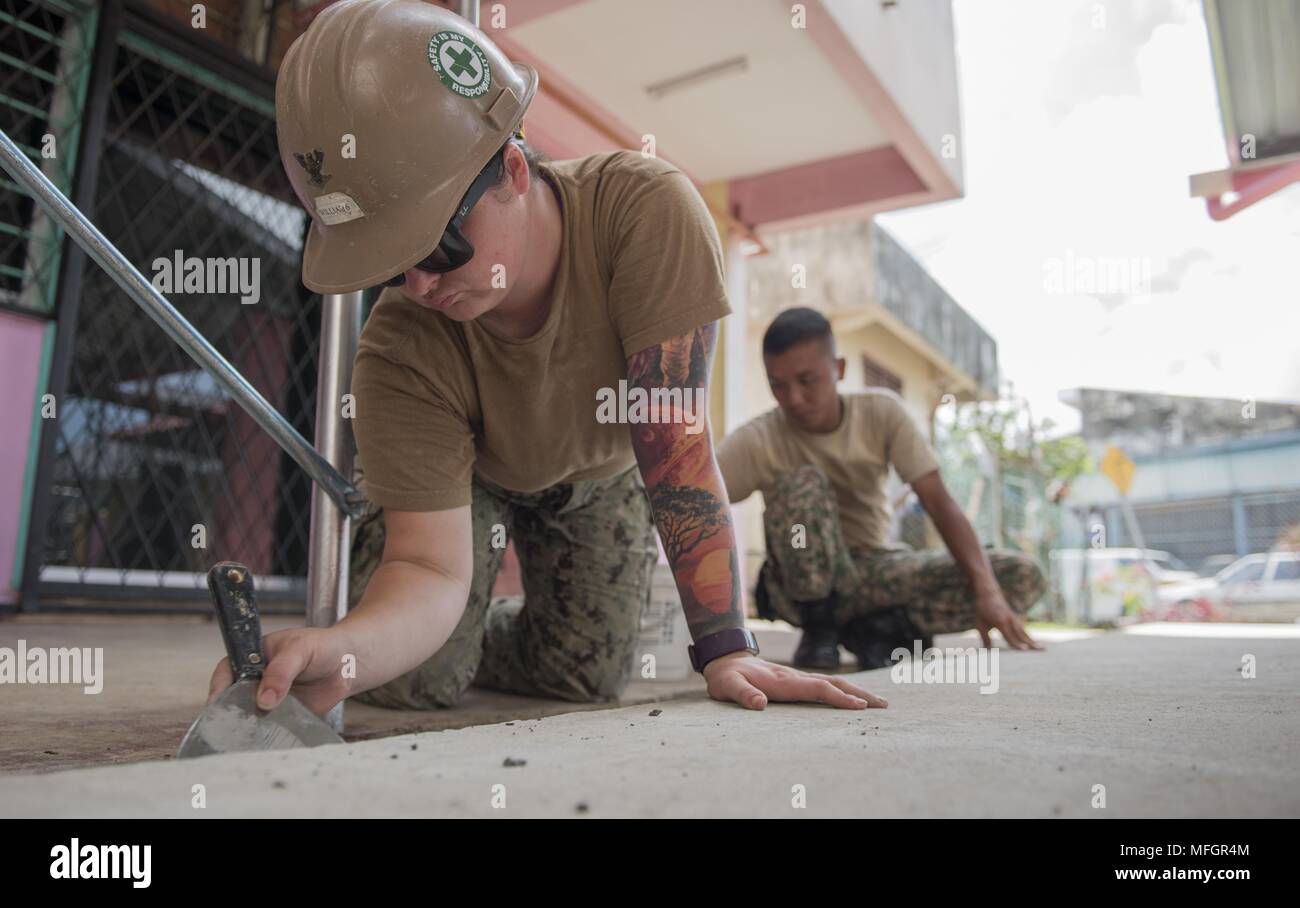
[
  {"x1": 756, "y1": 465, "x2": 1046, "y2": 636},
  {"x1": 348, "y1": 464, "x2": 658, "y2": 710}
]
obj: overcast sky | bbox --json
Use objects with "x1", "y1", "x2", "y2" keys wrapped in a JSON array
[{"x1": 876, "y1": 0, "x2": 1300, "y2": 436}]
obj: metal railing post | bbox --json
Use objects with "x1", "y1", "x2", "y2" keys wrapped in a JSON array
[{"x1": 307, "y1": 291, "x2": 362, "y2": 733}]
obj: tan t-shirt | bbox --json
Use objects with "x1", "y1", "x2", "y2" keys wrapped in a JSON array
[
  {"x1": 716, "y1": 389, "x2": 941, "y2": 552},
  {"x1": 351, "y1": 150, "x2": 732, "y2": 511}
]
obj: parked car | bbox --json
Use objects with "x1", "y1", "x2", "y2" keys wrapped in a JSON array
[
  {"x1": 1196, "y1": 553, "x2": 1239, "y2": 577},
  {"x1": 1144, "y1": 551, "x2": 1199, "y2": 584},
  {"x1": 1157, "y1": 551, "x2": 1300, "y2": 622}
]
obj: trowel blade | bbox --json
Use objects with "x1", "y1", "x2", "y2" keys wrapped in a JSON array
[{"x1": 176, "y1": 678, "x2": 343, "y2": 759}]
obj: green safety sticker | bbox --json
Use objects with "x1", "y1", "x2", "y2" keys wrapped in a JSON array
[{"x1": 427, "y1": 31, "x2": 492, "y2": 99}]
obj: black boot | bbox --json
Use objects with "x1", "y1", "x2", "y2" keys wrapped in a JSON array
[
  {"x1": 791, "y1": 596, "x2": 842, "y2": 670},
  {"x1": 841, "y1": 605, "x2": 928, "y2": 670}
]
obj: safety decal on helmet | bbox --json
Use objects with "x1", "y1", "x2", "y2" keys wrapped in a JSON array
[
  {"x1": 427, "y1": 30, "x2": 492, "y2": 99},
  {"x1": 314, "y1": 192, "x2": 366, "y2": 226}
]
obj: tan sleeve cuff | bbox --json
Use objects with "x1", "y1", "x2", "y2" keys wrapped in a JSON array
[
  {"x1": 899, "y1": 459, "x2": 941, "y2": 486},
  {"x1": 361, "y1": 481, "x2": 472, "y2": 513},
  {"x1": 620, "y1": 298, "x2": 732, "y2": 358}
]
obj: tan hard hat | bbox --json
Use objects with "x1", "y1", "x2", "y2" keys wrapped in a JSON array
[{"x1": 276, "y1": 0, "x2": 539, "y2": 294}]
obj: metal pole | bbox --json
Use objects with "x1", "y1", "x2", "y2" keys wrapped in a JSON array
[
  {"x1": 0, "y1": 127, "x2": 364, "y2": 520},
  {"x1": 459, "y1": 0, "x2": 480, "y2": 26},
  {"x1": 307, "y1": 290, "x2": 362, "y2": 733},
  {"x1": 1120, "y1": 495, "x2": 1148, "y2": 552}
]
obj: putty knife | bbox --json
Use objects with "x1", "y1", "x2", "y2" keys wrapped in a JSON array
[{"x1": 177, "y1": 562, "x2": 343, "y2": 758}]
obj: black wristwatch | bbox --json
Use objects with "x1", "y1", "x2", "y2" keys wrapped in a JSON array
[{"x1": 688, "y1": 627, "x2": 760, "y2": 672}]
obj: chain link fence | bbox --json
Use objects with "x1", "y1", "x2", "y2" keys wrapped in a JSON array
[{"x1": 927, "y1": 422, "x2": 1063, "y2": 620}]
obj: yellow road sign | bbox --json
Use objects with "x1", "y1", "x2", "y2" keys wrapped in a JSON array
[{"x1": 1101, "y1": 445, "x2": 1135, "y2": 496}]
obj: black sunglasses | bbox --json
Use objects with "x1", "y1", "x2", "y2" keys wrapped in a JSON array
[{"x1": 383, "y1": 149, "x2": 506, "y2": 287}]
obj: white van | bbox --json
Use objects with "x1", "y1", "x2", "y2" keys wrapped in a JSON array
[{"x1": 1049, "y1": 548, "x2": 1176, "y2": 625}]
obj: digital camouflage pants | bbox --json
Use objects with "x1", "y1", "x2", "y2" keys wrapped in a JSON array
[
  {"x1": 756, "y1": 465, "x2": 1047, "y2": 636},
  {"x1": 348, "y1": 464, "x2": 658, "y2": 710}
]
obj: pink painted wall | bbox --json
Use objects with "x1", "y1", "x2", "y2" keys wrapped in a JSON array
[
  {"x1": 0, "y1": 310, "x2": 48, "y2": 604},
  {"x1": 727, "y1": 145, "x2": 926, "y2": 230}
]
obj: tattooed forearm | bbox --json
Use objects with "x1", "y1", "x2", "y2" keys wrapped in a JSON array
[{"x1": 626, "y1": 322, "x2": 743, "y2": 639}]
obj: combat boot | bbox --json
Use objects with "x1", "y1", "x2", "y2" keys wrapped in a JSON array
[
  {"x1": 791, "y1": 595, "x2": 843, "y2": 670},
  {"x1": 841, "y1": 605, "x2": 930, "y2": 670}
]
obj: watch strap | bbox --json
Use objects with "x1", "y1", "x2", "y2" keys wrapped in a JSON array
[{"x1": 688, "y1": 627, "x2": 759, "y2": 672}]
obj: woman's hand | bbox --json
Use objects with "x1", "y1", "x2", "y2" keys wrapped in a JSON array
[
  {"x1": 701, "y1": 652, "x2": 889, "y2": 710},
  {"x1": 206, "y1": 626, "x2": 353, "y2": 717}
]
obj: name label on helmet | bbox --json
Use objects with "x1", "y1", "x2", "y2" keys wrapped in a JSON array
[
  {"x1": 427, "y1": 31, "x2": 492, "y2": 99},
  {"x1": 314, "y1": 192, "x2": 366, "y2": 226}
]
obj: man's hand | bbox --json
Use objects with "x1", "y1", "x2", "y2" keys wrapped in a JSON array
[
  {"x1": 974, "y1": 588, "x2": 1042, "y2": 651},
  {"x1": 206, "y1": 626, "x2": 353, "y2": 717},
  {"x1": 701, "y1": 652, "x2": 889, "y2": 710}
]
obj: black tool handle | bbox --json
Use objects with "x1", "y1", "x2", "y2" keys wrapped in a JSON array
[{"x1": 206, "y1": 562, "x2": 265, "y2": 682}]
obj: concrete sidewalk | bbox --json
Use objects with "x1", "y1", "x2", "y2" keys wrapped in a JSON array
[
  {"x1": 0, "y1": 612, "x2": 712, "y2": 774},
  {"x1": 2, "y1": 625, "x2": 1296, "y2": 817}
]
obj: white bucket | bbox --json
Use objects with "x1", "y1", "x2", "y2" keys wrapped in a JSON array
[{"x1": 633, "y1": 562, "x2": 692, "y2": 681}]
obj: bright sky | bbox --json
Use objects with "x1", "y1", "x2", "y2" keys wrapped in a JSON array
[{"x1": 876, "y1": 0, "x2": 1300, "y2": 436}]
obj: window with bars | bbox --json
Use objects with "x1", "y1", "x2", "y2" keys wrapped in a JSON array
[
  {"x1": 34, "y1": 20, "x2": 323, "y2": 603},
  {"x1": 861, "y1": 352, "x2": 902, "y2": 393},
  {"x1": 0, "y1": 0, "x2": 97, "y2": 314}
]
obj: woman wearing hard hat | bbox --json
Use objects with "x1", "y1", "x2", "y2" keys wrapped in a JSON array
[{"x1": 207, "y1": 0, "x2": 887, "y2": 715}]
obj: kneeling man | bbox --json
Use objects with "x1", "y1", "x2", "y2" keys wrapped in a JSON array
[{"x1": 716, "y1": 308, "x2": 1045, "y2": 670}]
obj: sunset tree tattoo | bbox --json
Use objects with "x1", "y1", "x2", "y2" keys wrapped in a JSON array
[{"x1": 626, "y1": 321, "x2": 743, "y2": 640}]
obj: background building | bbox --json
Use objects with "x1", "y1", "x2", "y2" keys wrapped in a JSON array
[{"x1": 1061, "y1": 387, "x2": 1300, "y2": 572}]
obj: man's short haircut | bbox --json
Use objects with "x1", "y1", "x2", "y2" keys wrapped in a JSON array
[{"x1": 762, "y1": 306, "x2": 835, "y2": 357}]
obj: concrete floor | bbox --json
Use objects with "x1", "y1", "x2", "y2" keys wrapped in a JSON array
[
  {"x1": 0, "y1": 612, "x2": 720, "y2": 774},
  {"x1": 2, "y1": 622, "x2": 1296, "y2": 817}
]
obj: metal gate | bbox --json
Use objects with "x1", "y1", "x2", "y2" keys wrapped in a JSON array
[{"x1": 9, "y1": 1, "x2": 322, "y2": 607}]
